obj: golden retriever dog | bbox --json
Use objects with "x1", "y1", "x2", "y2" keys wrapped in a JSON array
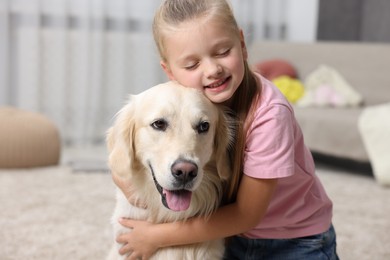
[{"x1": 106, "y1": 81, "x2": 233, "y2": 259}]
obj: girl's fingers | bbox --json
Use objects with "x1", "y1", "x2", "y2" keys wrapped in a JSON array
[
  {"x1": 116, "y1": 231, "x2": 133, "y2": 244},
  {"x1": 116, "y1": 233, "x2": 126, "y2": 244},
  {"x1": 127, "y1": 254, "x2": 143, "y2": 260},
  {"x1": 128, "y1": 254, "x2": 149, "y2": 260},
  {"x1": 119, "y1": 242, "x2": 133, "y2": 255},
  {"x1": 119, "y1": 217, "x2": 135, "y2": 228}
]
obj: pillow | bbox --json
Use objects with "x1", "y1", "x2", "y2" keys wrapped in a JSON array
[
  {"x1": 297, "y1": 65, "x2": 363, "y2": 107},
  {"x1": 272, "y1": 76, "x2": 305, "y2": 104},
  {"x1": 254, "y1": 59, "x2": 298, "y2": 80},
  {"x1": 359, "y1": 103, "x2": 390, "y2": 186}
]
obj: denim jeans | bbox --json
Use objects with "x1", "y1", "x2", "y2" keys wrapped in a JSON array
[{"x1": 223, "y1": 224, "x2": 339, "y2": 260}]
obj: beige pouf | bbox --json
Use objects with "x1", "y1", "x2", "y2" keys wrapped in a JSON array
[{"x1": 0, "y1": 107, "x2": 61, "y2": 168}]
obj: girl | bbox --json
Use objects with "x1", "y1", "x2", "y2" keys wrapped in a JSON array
[{"x1": 114, "y1": 0, "x2": 339, "y2": 259}]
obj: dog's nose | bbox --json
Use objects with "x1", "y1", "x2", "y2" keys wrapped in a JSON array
[{"x1": 171, "y1": 160, "x2": 198, "y2": 183}]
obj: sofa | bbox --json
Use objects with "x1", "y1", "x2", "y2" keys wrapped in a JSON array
[{"x1": 248, "y1": 41, "x2": 390, "y2": 185}]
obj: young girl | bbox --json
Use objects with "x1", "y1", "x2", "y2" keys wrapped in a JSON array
[{"x1": 113, "y1": 0, "x2": 339, "y2": 259}]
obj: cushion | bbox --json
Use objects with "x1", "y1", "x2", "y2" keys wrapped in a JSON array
[
  {"x1": 298, "y1": 65, "x2": 363, "y2": 107},
  {"x1": 272, "y1": 76, "x2": 305, "y2": 104},
  {"x1": 359, "y1": 103, "x2": 390, "y2": 186},
  {"x1": 0, "y1": 107, "x2": 61, "y2": 168},
  {"x1": 254, "y1": 59, "x2": 298, "y2": 80}
]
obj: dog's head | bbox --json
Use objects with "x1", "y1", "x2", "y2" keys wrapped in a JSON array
[{"x1": 107, "y1": 81, "x2": 232, "y2": 212}]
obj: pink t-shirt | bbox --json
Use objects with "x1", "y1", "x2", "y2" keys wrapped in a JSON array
[{"x1": 242, "y1": 74, "x2": 333, "y2": 239}]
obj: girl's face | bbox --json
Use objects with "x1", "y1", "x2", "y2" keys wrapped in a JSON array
[{"x1": 160, "y1": 17, "x2": 247, "y2": 105}]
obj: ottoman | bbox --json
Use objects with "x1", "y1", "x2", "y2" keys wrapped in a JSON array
[{"x1": 0, "y1": 107, "x2": 61, "y2": 168}]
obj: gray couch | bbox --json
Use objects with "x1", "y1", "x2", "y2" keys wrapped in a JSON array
[{"x1": 248, "y1": 41, "x2": 390, "y2": 165}]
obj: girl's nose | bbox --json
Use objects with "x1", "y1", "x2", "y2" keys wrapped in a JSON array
[{"x1": 205, "y1": 59, "x2": 222, "y2": 78}]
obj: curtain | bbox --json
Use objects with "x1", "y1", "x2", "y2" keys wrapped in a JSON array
[{"x1": 0, "y1": 0, "x2": 289, "y2": 146}]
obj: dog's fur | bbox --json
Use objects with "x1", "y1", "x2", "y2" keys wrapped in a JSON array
[{"x1": 106, "y1": 81, "x2": 233, "y2": 259}]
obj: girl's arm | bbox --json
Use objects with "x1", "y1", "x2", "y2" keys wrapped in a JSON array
[
  {"x1": 112, "y1": 172, "x2": 147, "y2": 208},
  {"x1": 117, "y1": 174, "x2": 278, "y2": 260}
]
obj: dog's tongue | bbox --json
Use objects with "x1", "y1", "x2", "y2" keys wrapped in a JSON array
[{"x1": 163, "y1": 189, "x2": 192, "y2": 211}]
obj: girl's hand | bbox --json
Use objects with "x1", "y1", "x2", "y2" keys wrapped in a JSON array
[{"x1": 117, "y1": 218, "x2": 159, "y2": 260}]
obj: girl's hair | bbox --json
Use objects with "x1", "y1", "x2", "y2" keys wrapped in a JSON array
[
  {"x1": 153, "y1": 0, "x2": 261, "y2": 203},
  {"x1": 153, "y1": 0, "x2": 239, "y2": 62}
]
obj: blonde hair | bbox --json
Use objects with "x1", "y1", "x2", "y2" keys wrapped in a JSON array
[
  {"x1": 153, "y1": 0, "x2": 261, "y2": 203},
  {"x1": 153, "y1": 0, "x2": 239, "y2": 62}
]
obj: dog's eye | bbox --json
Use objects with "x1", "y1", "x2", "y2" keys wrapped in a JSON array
[
  {"x1": 151, "y1": 119, "x2": 168, "y2": 131},
  {"x1": 197, "y1": 121, "x2": 210, "y2": 134}
]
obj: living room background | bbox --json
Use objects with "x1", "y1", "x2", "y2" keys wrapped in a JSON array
[{"x1": 0, "y1": 0, "x2": 317, "y2": 145}]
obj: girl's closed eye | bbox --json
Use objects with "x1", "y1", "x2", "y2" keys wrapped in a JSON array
[
  {"x1": 216, "y1": 48, "x2": 231, "y2": 57},
  {"x1": 184, "y1": 62, "x2": 199, "y2": 70}
]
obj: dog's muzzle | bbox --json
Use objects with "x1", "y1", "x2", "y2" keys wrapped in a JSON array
[
  {"x1": 171, "y1": 159, "x2": 198, "y2": 185},
  {"x1": 149, "y1": 159, "x2": 198, "y2": 212}
]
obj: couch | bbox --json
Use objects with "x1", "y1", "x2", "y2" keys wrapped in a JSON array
[{"x1": 248, "y1": 41, "x2": 390, "y2": 184}]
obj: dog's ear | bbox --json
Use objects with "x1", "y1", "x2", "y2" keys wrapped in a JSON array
[
  {"x1": 106, "y1": 100, "x2": 136, "y2": 179},
  {"x1": 214, "y1": 109, "x2": 234, "y2": 181}
]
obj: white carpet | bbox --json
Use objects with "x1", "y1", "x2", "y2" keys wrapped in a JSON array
[{"x1": 0, "y1": 147, "x2": 389, "y2": 260}]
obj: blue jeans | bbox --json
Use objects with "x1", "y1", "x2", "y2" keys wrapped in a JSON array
[{"x1": 223, "y1": 224, "x2": 339, "y2": 260}]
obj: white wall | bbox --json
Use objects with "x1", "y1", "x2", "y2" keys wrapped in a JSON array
[
  {"x1": 231, "y1": 0, "x2": 319, "y2": 43},
  {"x1": 286, "y1": 0, "x2": 319, "y2": 42}
]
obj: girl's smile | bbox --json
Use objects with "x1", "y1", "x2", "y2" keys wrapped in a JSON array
[
  {"x1": 160, "y1": 16, "x2": 247, "y2": 104},
  {"x1": 206, "y1": 75, "x2": 230, "y2": 89}
]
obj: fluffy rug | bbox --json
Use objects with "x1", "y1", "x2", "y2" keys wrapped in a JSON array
[{"x1": 0, "y1": 147, "x2": 389, "y2": 260}]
